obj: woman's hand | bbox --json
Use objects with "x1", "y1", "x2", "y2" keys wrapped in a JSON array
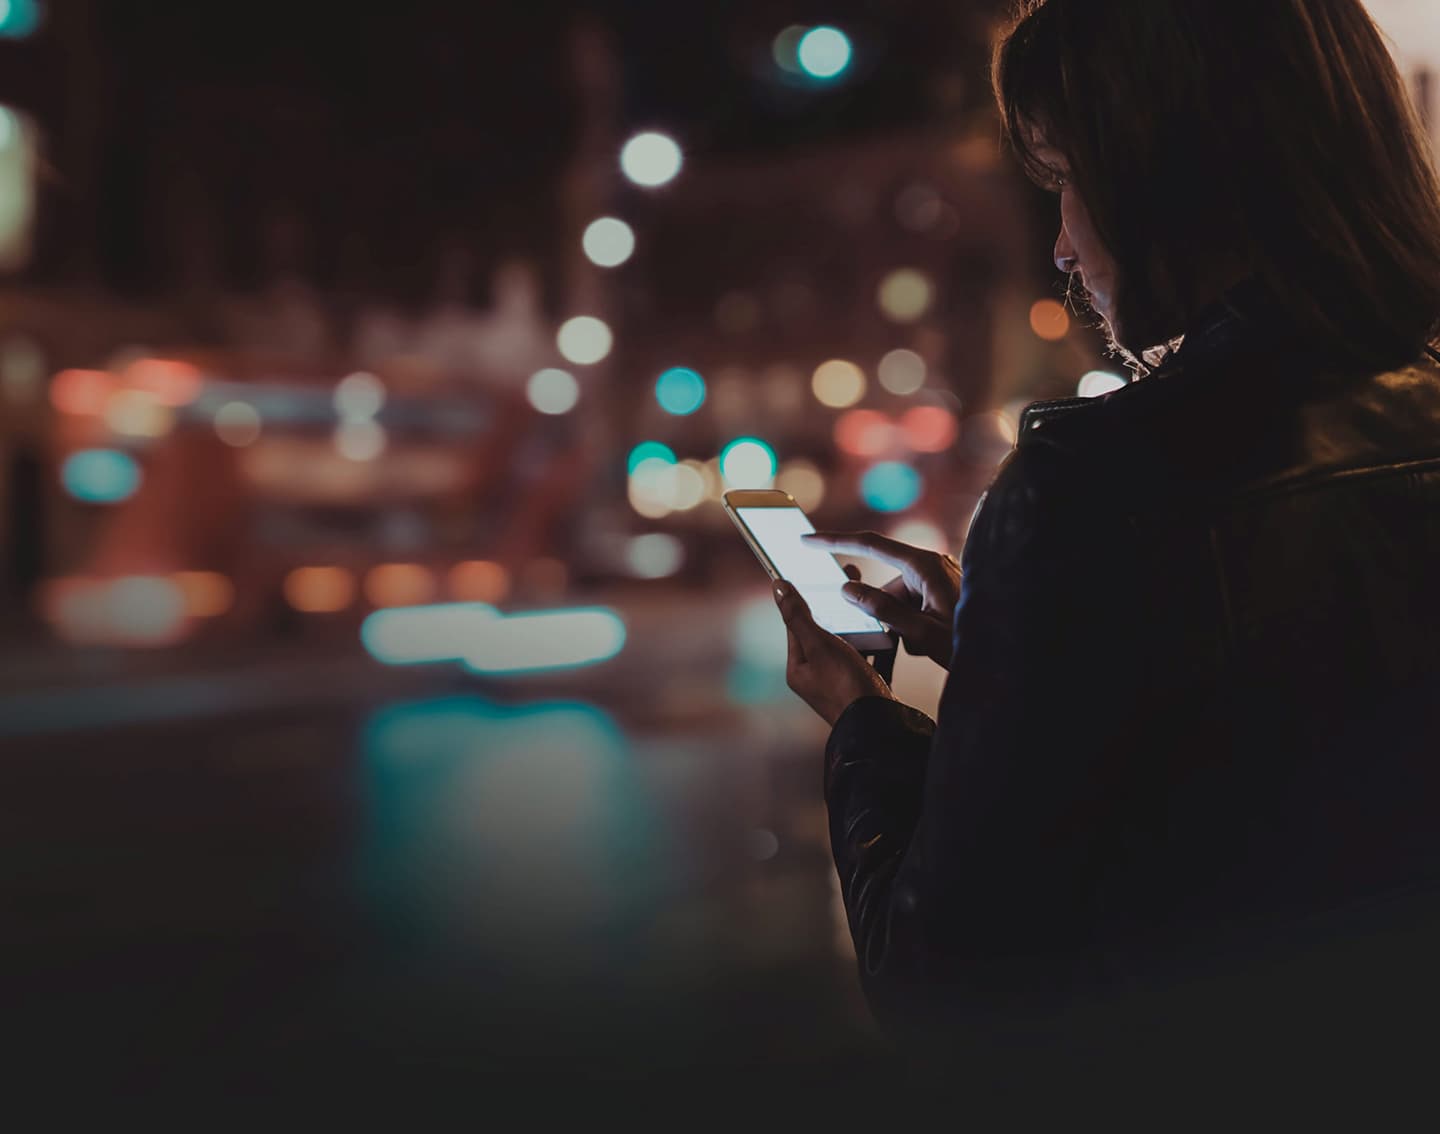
[
  {"x1": 801, "y1": 530, "x2": 962, "y2": 670},
  {"x1": 773, "y1": 579, "x2": 895, "y2": 727}
]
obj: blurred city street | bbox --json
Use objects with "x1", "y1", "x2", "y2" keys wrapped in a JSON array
[{"x1": 4, "y1": 576, "x2": 947, "y2": 1104}]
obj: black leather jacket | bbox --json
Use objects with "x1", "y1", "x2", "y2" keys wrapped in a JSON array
[{"x1": 825, "y1": 283, "x2": 1440, "y2": 1080}]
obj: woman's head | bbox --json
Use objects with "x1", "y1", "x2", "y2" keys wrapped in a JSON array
[{"x1": 993, "y1": 0, "x2": 1440, "y2": 374}]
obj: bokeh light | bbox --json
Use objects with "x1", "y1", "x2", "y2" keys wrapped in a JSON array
[
  {"x1": 887, "y1": 518, "x2": 950, "y2": 556},
  {"x1": 626, "y1": 533, "x2": 685, "y2": 579},
  {"x1": 557, "y1": 315, "x2": 613, "y2": 365},
  {"x1": 620, "y1": 131, "x2": 683, "y2": 188},
  {"x1": 335, "y1": 419, "x2": 387, "y2": 461},
  {"x1": 900, "y1": 405, "x2": 959, "y2": 452},
  {"x1": 877, "y1": 269, "x2": 935, "y2": 323},
  {"x1": 104, "y1": 390, "x2": 175, "y2": 439},
  {"x1": 834, "y1": 409, "x2": 896, "y2": 458},
  {"x1": 627, "y1": 441, "x2": 677, "y2": 475},
  {"x1": 527, "y1": 367, "x2": 580, "y2": 415},
  {"x1": 628, "y1": 457, "x2": 678, "y2": 519},
  {"x1": 46, "y1": 576, "x2": 188, "y2": 647},
  {"x1": 334, "y1": 371, "x2": 386, "y2": 420},
  {"x1": 1079, "y1": 370, "x2": 1128, "y2": 397},
  {"x1": 1030, "y1": 299, "x2": 1071, "y2": 341},
  {"x1": 172, "y1": 571, "x2": 235, "y2": 618},
  {"x1": 655, "y1": 367, "x2": 706, "y2": 416},
  {"x1": 214, "y1": 401, "x2": 262, "y2": 447},
  {"x1": 720, "y1": 437, "x2": 778, "y2": 488},
  {"x1": 775, "y1": 459, "x2": 826, "y2": 511},
  {"x1": 668, "y1": 462, "x2": 708, "y2": 511},
  {"x1": 61, "y1": 449, "x2": 141, "y2": 504},
  {"x1": 449, "y1": 560, "x2": 511, "y2": 604},
  {"x1": 463, "y1": 607, "x2": 627, "y2": 674},
  {"x1": 772, "y1": 24, "x2": 811, "y2": 76},
  {"x1": 582, "y1": 217, "x2": 636, "y2": 268},
  {"x1": 284, "y1": 566, "x2": 356, "y2": 613},
  {"x1": 361, "y1": 602, "x2": 499, "y2": 666},
  {"x1": 124, "y1": 359, "x2": 202, "y2": 407},
  {"x1": 49, "y1": 369, "x2": 112, "y2": 416},
  {"x1": 798, "y1": 26, "x2": 852, "y2": 79},
  {"x1": 861, "y1": 462, "x2": 923, "y2": 513},
  {"x1": 878, "y1": 348, "x2": 927, "y2": 395},
  {"x1": 895, "y1": 184, "x2": 944, "y2": 232},
  {"x1": 365, "y1": 563, "x2": 437, "y2": 609},
  {"x1": 811, "y1": 359, "x2": 866, "y2": 408}
]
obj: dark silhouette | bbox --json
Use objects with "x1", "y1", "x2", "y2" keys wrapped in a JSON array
[{"x1": 789, "y1": 0, "x2": 1440, "y2": 1112}]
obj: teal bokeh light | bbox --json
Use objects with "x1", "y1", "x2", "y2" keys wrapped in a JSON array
[
  {"x1": 0, "y1": 0, "x2": 41, "y2": 39},
  {"x1": 655, "y1": 368, "x2": 706, "y2": 416},
  {"x1": 798, "y1": 26, "x2": 852, "y2": 80},
  {"x1": 860, "y1": 462, "x2": 922, "y2": 513},
  {"x1": 61, "y1": 449, "x2": 141, "y2": 504},
  {"x1": 719, "y1": 437, "x2": 778, "y2": 487},
  {"x1": 626, "y1": 441, "x2": 677, "y2": 474}
]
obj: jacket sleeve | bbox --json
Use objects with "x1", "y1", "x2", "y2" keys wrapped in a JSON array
[{"x1": 824, "y1": 441, "x2": 1146, "y2": 1037}]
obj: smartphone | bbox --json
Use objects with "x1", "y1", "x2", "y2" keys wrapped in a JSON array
[{"x1": 723, "y1": 488, "x2": 897, "y2": 655}]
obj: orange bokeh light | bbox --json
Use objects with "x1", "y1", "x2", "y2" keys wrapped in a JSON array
[
  {"x1": 449, "y1": 559, "x2": 511, "y2": 604},
  {"x1": 900, "y1": 406, "x2": 959, "y2": 453},
  {"x1": 124, "y1": 359, "x2": 203, "y2": 407},
  {"x1": 49, "y1": 369, "x2": 114, "y2": 416},
  {"x1": 364, "y1": 563, "x2": 437, "y2": 608},
  {"x1": 284, "y1": 566, "x2": 356, "y2": 613},
  {"x1": 173, "y1": 571, "x2": 235, "y2": 617},
  {"x1": 1029, "y1": 299, "x2": 1071, "y2": 341},
  {"x1": 834, "y1": 409, "x2": 895, "y2": 458}
]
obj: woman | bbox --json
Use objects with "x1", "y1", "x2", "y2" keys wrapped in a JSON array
[{"x1": 774, "y1": 0, "x2": 1440, "y2": 1103}]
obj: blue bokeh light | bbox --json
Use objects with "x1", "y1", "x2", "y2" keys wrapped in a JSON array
[
  {"x1": 61, "y1": 449, "x2": 141, "y2": 504},
  {"x1": 627, "y1": 441, "x2": 677, "y2": 474},
  {"x1": 798, "y1": 26, "x2": 852, "y2": 80},
  {"x1": 860, "y1": 462, "x2": 923, "y2": 513},
  {"x1": 655, "y1": 368, "x2": 707, "y2": 416}
]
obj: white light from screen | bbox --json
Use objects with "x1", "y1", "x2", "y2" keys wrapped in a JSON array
[
  {"x1": 582, "y1": 217, "x2": 636, "y2": 268},
  {"x1": 557, "y1": 316, "x2": 613, "y2": 365},
  {"x1": 620, "y1": 131, "x2": 683, "y2": 188},
  {"x1": 527, "y1": 367, "x2": 580, "y2": 415}
]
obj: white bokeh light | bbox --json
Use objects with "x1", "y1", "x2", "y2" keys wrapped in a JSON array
[
  {"x1": 335, "y1": 419, "x2": 387, "y2": 461},
  {"x1": 334, "y1": 371, "x2": 386, "y2": 420},
  {"x1": 214, "y1": 401, "x2": 262, "y2": 447},
  {"x1": 1078, "y1": 370, "x2": 1128, "y2": 398},
  {"x1": 557, "y1": 316, "x2": 613, "y2": 365},
  {"x1": 878, "y1": 348, "x2": 928, "y2": 395},
  {"x1": 626, "y1": 533, "x2": 685, "y2": 579},
  {"x1": 620, "y1": 131, "x2": 683, "y2": 188},
  {"x1": 527, "y1": 368, "x2": 580, "y2": 415},
  {"x1": 582, "y1": 217, "x2": 636, "y2": 268}
]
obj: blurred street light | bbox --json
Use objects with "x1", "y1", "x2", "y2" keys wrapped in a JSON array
[
  {"x1": 61, "y1": 449, "x2": 141, "y2": 504},
  {"x1": 655, "y1": 367, "x2": 706, "y2": 416},
  {"x1": 812, "y1": 359, "x2": 866, "y2": 408},
  {"x1": 214, "y1": 402, "x2": 262, "y2": 447},
  {"x1": 798, "y1": 27, "x2": 853, "y2": 80},
  {"x1": 878, "y1": 269, "x2": 935, "y2": 323},
  {"x1": 527, "y1": 367, "x2": 581, "y2": 415},
  {"x1": 620, "y1": 131, "x2": 683, "y2": 188},
  {"x1": 557, "y1": 315, "x2": 613, "y2": 365},
  {"x1": 582, "y1": 217, "x2": 636, "y2": 268},
  {"x1": 878, "y1": 348, "x2": 928, "y2": 395}
]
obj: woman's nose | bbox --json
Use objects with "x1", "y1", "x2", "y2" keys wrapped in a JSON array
[{"x1": 1054, "y1": 223, "x2": 1079, "y2": 275}]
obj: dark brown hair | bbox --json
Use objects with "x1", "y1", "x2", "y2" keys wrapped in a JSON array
[{"x1": 993, "y1": 0, "x2": 1440, "y2": 374}]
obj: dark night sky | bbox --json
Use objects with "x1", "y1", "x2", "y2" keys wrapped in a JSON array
[{"x1": 18, "y1": 1, "x2": 1014, "y2": 301}]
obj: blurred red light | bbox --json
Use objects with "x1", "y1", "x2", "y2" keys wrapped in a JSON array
[{"x1": 49, "y1": 369, "x2": 113, "y2": 416}]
